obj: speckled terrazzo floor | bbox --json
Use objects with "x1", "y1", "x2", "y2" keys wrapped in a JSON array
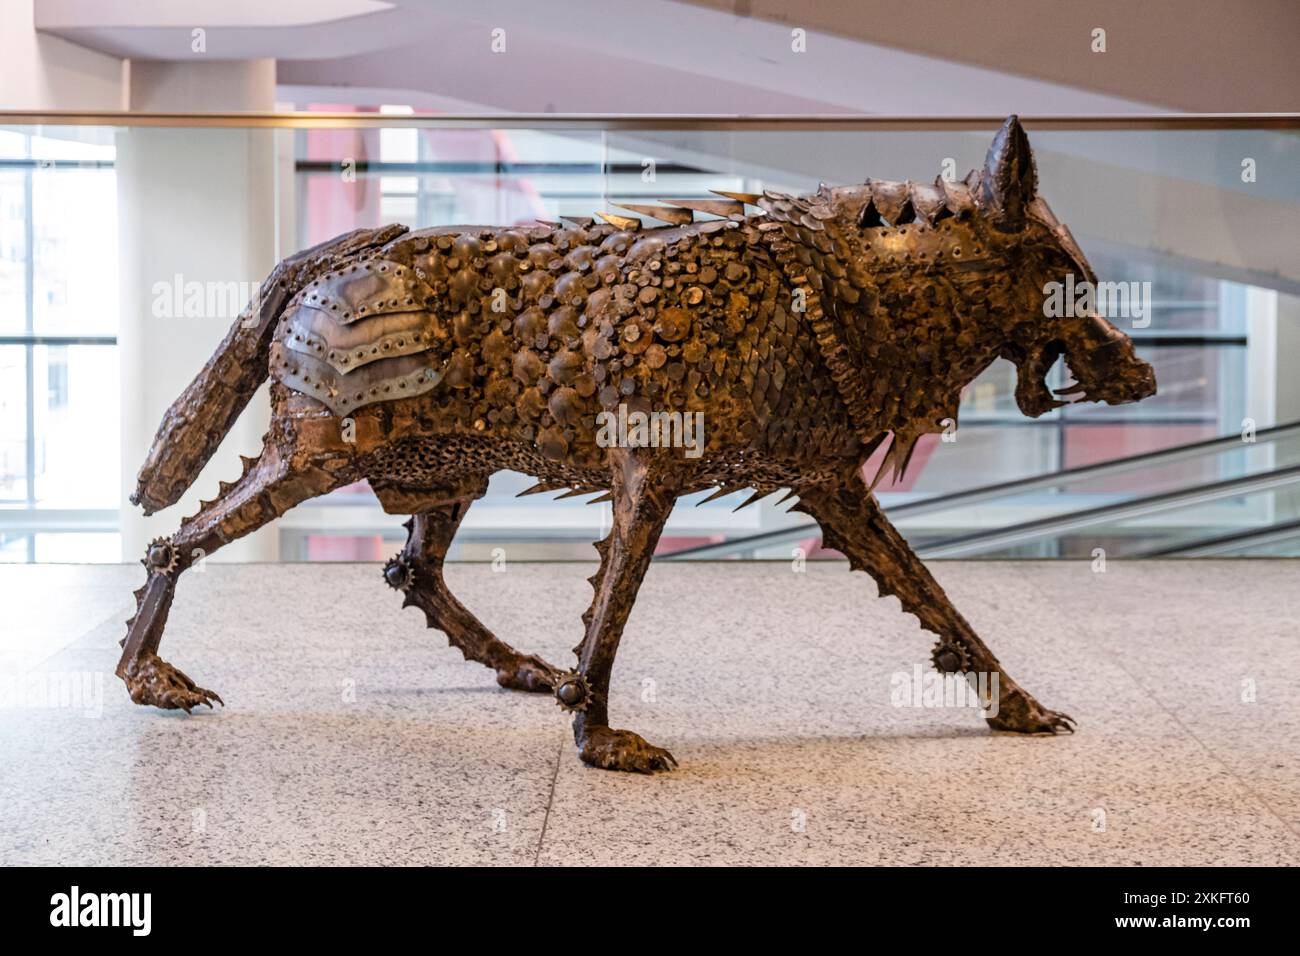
[{"x1": 1, "y1": 560, "x2": 1297, "y2": 866}]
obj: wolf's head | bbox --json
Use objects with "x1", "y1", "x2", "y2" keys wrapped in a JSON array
[
  {"x1": 810, "y1": 116, "x2": 1156, "y2": 427},
  {"x1": 972, "y1": 116, "x2": 1156, "y2": 417}
]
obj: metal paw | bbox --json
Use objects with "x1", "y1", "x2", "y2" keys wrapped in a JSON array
[
  {"x1": 579, "y1": 726, "x2": 678, "y2": 773},
  {"x1": 125, "y1": 653, "x2": 224, "y2": 714},
  {"x1": 496, "y1": 654, "x2": 562, "y2": 694},
  {"x1": 987, "y1": 704, "x2": 1076, "y2": 736}
]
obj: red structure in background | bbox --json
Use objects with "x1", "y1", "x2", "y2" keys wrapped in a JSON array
[
  {"x1": 300, "y1": 105, "x2": 383, "y2": 245},
  {"x1": 1062, "y1": 423, "x2": 1218, "y2": 491}
]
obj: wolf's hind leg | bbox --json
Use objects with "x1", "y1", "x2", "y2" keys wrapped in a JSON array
[
  {"x1": 118, "y1": 442, "x2": 347, "y2": 711},
  {"x1": 795, "y1": 472, "x2": 1074, "y2": 735},
  {"x1": 385, "y1": 480, "x2": 561, "y2": 692}
]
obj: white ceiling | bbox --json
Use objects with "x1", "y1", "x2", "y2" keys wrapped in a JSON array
[{"x1": 35, "y1": 0, "x2": 1156, "y2": 115}]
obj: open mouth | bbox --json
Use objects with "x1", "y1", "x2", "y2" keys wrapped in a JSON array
[
  {"x1": 1014, "y1": 332, "x2": 1157, "y2": 416},
  {"x1": 1012, "y1": 340, "x2": 1068, "y2": 417},
  {"x1": 1052, "y1": 370, "x2": 1091, "y2": 403},
  {"x1": 1060, "y1": 341, "x2": 1158, "y2": 407}
]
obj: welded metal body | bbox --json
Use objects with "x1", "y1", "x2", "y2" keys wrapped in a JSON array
[{"x1": 118, "y1": 118, "x2": 1155, "y2": 772}]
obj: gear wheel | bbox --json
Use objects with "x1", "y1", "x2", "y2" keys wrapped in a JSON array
[
  {"x1": 143, "y1": 537, "x2": 179, "y2": 576},
  {"x1": 931, "y1": 639, "x2": 972, "y2": 674},
  {"x1": 382, "y1": 553, "x2": 414, "y2": 591},
  {"x1": 553, "y1": 671, "x2": 591, "y2": 713}
]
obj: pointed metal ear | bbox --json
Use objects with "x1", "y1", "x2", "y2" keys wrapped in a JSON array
[{"x1": 981, "y1": 115, "x2": 1037, "y2": 231}]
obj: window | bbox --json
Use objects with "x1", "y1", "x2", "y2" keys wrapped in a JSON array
[{"x1": 0, "y1": 128, "x2": 118, "y2": 563}]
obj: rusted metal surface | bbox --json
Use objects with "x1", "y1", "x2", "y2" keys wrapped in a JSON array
[{"x1": 118, "y1": 117, "x2": 1155, "y2": 772}]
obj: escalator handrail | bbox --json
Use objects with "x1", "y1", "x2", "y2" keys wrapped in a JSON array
[
  {"x1": 918, "y1": 464, "x2": 1300, "y2": 558},
  {"x1": 1136, "y1": 516, "x2": 1300, "y2": 558},
  {"x1": 663, "y1": 419, "x2": 1300, "y2": 559}
]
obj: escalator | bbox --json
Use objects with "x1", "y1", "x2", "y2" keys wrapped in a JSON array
[{"x1": 662, "y1": 421, "x2": 1300, "y2": 560}]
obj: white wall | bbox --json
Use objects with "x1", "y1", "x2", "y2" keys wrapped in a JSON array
[
  {"x1": 0, "y1": 0, "x2": 123, "y2": 110},
  {"x1": 116, "y1": 60, "x2": 280, "y2": 563},
  {"x1": 126, "y1": 59, "x2": 276, "y2": 112}
]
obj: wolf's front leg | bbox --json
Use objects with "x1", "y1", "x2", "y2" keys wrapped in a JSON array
[
  {"x1": 562, "y1": 449, "x2": 678, "y2": 772},
  {"x1": 795, "y1": 471, "x2": 1074, "y2": 735}
]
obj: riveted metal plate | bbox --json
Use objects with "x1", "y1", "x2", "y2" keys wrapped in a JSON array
[
  {"x1": 271, "y1": 343, "x2": 445, "y2": 415},
  {"x1": 298, "y1": 258, "x2": 433, "y2": 324},
  {"x1": 283, "y1": 305, "x2": 436, "y2": 374}
]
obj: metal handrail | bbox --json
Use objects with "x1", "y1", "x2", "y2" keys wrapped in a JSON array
[
  {"x1": 1, "y1": 112, "x2": 1296, "y2": 130},
  {"x1": 918, "y1": 465, "x2": 1300, "y2": 558},
  {"x1": 663, "y1": 420, "x2": 1300, "y2": 559},
  {"x1": 1137, "y1": 518, "x2": 1300, "y2": 558}
]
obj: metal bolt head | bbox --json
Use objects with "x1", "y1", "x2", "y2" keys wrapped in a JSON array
[
  {"x1": 145, "y1": 539, "x2": 176, "y2": 572},
  {"x1": 935, "y1": 649, "x2": 962, "y2": 673},
  {"x1": 383, "y1": 557, "x2": 412, "y2": 590},
  {"x1": 554, "y1": 673, "x2": 590, "y2": 711}
]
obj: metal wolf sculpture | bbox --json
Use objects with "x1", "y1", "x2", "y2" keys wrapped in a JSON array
[{"x1": 120, "y1": 117, "x2": 1155, "y2": 772}]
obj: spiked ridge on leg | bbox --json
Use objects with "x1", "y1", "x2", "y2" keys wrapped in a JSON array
[
  {"x1": 393, "y1": 502, "x2": 561, "y2": 693},
  {"x1": 797, "y1": 472, "x2": 1076, "y2": 738}
]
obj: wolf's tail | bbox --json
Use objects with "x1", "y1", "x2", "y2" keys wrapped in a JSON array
[{"x1": 130, "y1": 225, "x2": 408, "y2": 515}]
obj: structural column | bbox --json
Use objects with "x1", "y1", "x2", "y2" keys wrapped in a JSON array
[{"x1": 117, "y1": 59, "x2": 281, "y2": 562}]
